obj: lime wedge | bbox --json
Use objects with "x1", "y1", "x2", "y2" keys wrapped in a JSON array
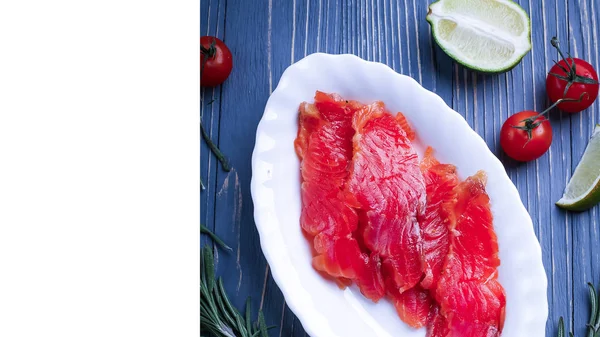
[
  {"x1": 556, "y1": 125, "x2": 600, "y2": 211},
  {"x1": 426, "y1": 0, "x2": 532, "y2": 73}
]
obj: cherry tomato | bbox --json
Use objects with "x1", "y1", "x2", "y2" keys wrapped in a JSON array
[
  {"x1": 546, "y1": 37, "x2": 599, "y2": 113},
  {"x1": 201, "y1": 36, "x2": 232, "y2": 87},
  {"x1": 500, "y1": 111, "x2": 552, "y2": 162}
]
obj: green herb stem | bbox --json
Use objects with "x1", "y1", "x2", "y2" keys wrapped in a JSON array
[
  {"x1": 558, "y1": 281, "x2": 600, "y2": 337},
  {"x1": 201, "y1": 247, "x2": 273, "y2": 337},
  {"x1": 201, "y1": 123, "x2": 231, "y2": 172},
  {"x1": 201, "y1": 225, "x2": 232, "y2": 251}
]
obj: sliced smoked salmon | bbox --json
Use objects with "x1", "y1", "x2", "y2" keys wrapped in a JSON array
[
  {"x1": 296, "y1": 92, "x2": 506, "y2": 335},
  {"x1": 345, "y1": 102, "x2": 427, "y2": 293},
  {"x1": 295, "y1": 92, "x2": 385, "y2": 301},
  {"x1": 434, "y1": 172, "x2": 506, "y2": 337},
  {"x1": 388, "y1": 285, "x2": 432, "y2": 329},
  {"x1": 427, "y1": 305, "x2": 449, "y2": 337},
  {"x1": 419, "y1": 148, "x2": 459, "y2": 290},
  {"x1": 387, "y1": 147, "x2": 458, "y2": 329}
]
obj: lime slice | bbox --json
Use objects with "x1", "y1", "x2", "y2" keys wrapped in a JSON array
[
  {"x1": 556, "y1": 125, "x2": 600, "y2": 211},
  {"x1": 426, "y1": 0, "x2": 532, "y2": 73}
]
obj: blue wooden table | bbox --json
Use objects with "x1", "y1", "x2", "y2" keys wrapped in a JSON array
[{"x1": 201, "y1": 1, "x2": 600, "y2": 336}]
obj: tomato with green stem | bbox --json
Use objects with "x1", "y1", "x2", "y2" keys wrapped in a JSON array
[
  {"x1": 500, "y1": 111, "x2": 552, "y2": 162},
  {"x1": 546, "y1": 37, "x2": 599, "y2": 113},
  {"x1": 201, "y1": 36, "x2": 233, "y2": 87},
  {"x1": 500, "y1": 95, "x2": 585, "y2": 162}
]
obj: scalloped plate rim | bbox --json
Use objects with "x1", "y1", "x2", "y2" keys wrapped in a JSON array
[{"x1": 250, "y1": 53, "x2": 548, "y2": 337}]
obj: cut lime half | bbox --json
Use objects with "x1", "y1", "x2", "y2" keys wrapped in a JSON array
[
  {"x1": 426, "y1": 0, "x2": 532, "y2": 73},
  {"x1": 556, "y1": 125, "x2": 600, "y2": 211}
]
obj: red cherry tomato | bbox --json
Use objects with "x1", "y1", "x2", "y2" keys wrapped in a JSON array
[
  {"x1": 546, "y1": 37, "x2": 599, "y2": 113},
  {"x1": 500, "y1": 111, "x2": 553, "y2": 162},
  {"x1": 547, "y1": 59, "x2": 599, "y2": 113},
  {"x1": 201, "y1": 36, "x2": 232, "y2": 87}
]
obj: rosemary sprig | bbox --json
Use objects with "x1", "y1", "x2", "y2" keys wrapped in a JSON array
[
  {"x1": 201, "y1": 224, "x2": 232, "y2": 251},
  {"x1": 557, "y1": 282, "x2": 600, "y2": 337},
  {"x1": 201, "y1": 246, "x2": 275, "y2": 337},
  {"x1": 557, "y1": 317, "x2": 572, "y2": 337},
  {"x1": 586, "y1": 282, "x2": 600, "y2": 337},
  {"x1": 201, "y1": 123, "x2": 231, "y2": 172}
]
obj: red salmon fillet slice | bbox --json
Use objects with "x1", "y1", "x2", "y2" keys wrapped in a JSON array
[
  {"x1": 432, "y1": 172, "x2": 506, "y2": 337},
  {"x1": 419, "y1": 148, "x2": 459, "y2": 290},
  {"x1": 427, "y1": 305, "x2": 450, "y2": 337},
  {"x1": 395, "y1": 112, "x2": 416, "y2": 142},
  {"x1": 444, "y1": 172, "x2": 500, "y2": 280},
  {"x1": 386, "y1": 146, "x2": 460, "y2": 329},
  {"x1": 448, "y1": 319, "x2": 501, "y2": 337},
  {"x1": 345, "y1": 102, "x2": 427, "y2": 293},
  {"x1": 295, "y1": 91, "x2": 385, "y2": 301},
  {"x1": 388, "y1": 285, "x2": 432, "y2": 328},
  {"x1": 392, "y1": 147, "x2": 461, "y2": 330}
]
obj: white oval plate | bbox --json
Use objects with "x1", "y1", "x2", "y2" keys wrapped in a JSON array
[{"x1": 251, "y1": 53, "x2": 547, "y2": 337}]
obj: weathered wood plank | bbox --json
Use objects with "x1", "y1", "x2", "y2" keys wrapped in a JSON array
[
  {"x1": 211, "y1": 0, "x2": 272, "y2": 319},
  {"x1": 540, "y1": 0, "x2": 574, "y2": 334},
  {"x1": 569, "y1": 1, "x2": 600, "y2": 336},
  {"x1": 200, "y1": 0, "x2": 226, "y2": 248}
]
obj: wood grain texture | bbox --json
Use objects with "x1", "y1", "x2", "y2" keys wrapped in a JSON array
[{"x1": 201, "y1": 0, "x2": 600, "y2": 335}]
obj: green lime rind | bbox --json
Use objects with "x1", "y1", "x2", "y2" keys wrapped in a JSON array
[
  {"x1": 556, "y1": 179, "x2": 600, "y2": 211},
  {"x1": 556, "y1": 125, "x2": 600, "y2": 212},
  {"x1": 426, "y1": 0, "x2": 532, "y2": 73}
]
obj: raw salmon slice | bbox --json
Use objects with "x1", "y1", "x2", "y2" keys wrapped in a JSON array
[
  {"x1": 433, "y1": 172, "x2": 506, "y2": 337},
  {"x1": 419, "y1": 148, "x2": 459, "y2": 290},
  {"x1": 388, "y1": 284, "x2": 432, "y2": 328},
  {"x1": 427, "y1": 305, "x2": 450, "y2": 337},
  {"x1": 390, "y1": 148, "x2": 460, "y2": 329},
  {"x1": 345, "y1": 102, "x2": 427, "y2": 293},
  {"x1": 295, "y1": 91, "x2": 385, "y2": 301},
  {"x1": 443, "y1": 172, "x2": 500, "y2": 280}
]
